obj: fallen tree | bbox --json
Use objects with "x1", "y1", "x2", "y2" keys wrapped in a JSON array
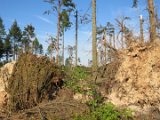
[{"x1": 6, "y1": 53, "x2": 64, "y2": 111}]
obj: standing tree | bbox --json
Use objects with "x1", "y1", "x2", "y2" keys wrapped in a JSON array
[
  {"x1": 133, "y1": 0, "x2": 156, "y2": 42},
  {"x1": 44, "y1": 0, "x2": 75, "y2": 65},
  {"x1": 155, "y1": 8, "x2": 160, "y2": 37},
  {"x1": 97, "y1": 25, "x2": 107, "y2": 65},
  {"x1": 115, "y1": 16, "x2": 130, "y2": 48},
  {"x1": 0, "y1": 38, "x2": 4, "y2": 61},
  {"x1": 32, "y1": 37, "x2": 40, "y2": 54},
  {"x1": 75, "y1": 10, "x2": 78, "y2": 66},
  {"x1": 66, "y1": 45, "x2": 74, "y2": 66},
  {"x1": 47, "y1": 35, "x2": 57, "y2": 62},
  {"x1": 39, "y1": 44, "x2": 43, "y2": 55},
  {"x1": 92, "y1": 0, "x2": 97, "y2": 72},
  {"x1": 4, "y1": 35, "x2": 12, "y2": 62},
  {"x1": 22, "y1": 24, "x2": 35, "y2": 53},
  {"x1": 60, "y1": 10, "x2": 72, "y2": 65},
  {"x1": 139, "y1": 15, "x2": 144, "y2": 43},
  {"x1": 9, "y1": 20, "x2": 22, "y2": 60},
  {"x1": 106, "y1": 22, "x2": 115, "y2": 62},
  {"x1": 0, "y1": 17, "x2": 6, "y2": 40},
  {"x1": 0, "y1": 17, "x2": 6, "y2": 61}
]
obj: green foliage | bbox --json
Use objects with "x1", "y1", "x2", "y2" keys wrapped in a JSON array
[
  {"x1": 9, "y1": 20, "x2": 22, "y2": 42},
  {"x1": 0, "y1": 38, "x2": 4, "y2": 59},
  {"x1": 60, "y1": 10, "x2": 72, "y2": 31},
  {"x1": 32, "y1": 37, "x2": 40, "y2": 54},
  {"x1": 22, "y1": 24, "x2": 35, "y2": 52},
  {"x1": 0, "y1": 17, "x2": 6, "y2": 39},
  {"x1": 9, "y1": 20, "x2": 22, "y2": 60},
  {"x1": 71, "y1": 66, "x2": 89, "y2": 80},
  {"x1": 64, "y1": 66, "x2": 89, "y2": 92},
  {"x1": 87, "y1": 90, "x2": 103, "y2": 109},
  {"x1": 65, "y1": 57, "x2": 71, "y2": 66},
  {"x1": 39, "y1": 44, "x2": 43, "y2": 54},
  {"x1": 0, "y1": 17, "x2": 6, "y2": 60},
  {"x1": 4, "y1": 35, "x2": 12, "y2": 62},
  {"x1": 74, "y1": 103, "x2": 133, "y2": 120}
]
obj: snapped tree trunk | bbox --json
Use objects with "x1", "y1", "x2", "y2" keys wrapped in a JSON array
[
  {"x1": 140, "y1": 15, "x2": 144, "y2": 43},
  {"x1": 148, "y1": 0, "x2": 156, "y2": 42},
  {"x1": 92, "y1": 0, "x2": 97, "y2": 71}
]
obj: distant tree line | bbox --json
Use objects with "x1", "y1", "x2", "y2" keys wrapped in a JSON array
[{"x1": 0, "y1": 17, "x2": 43, "y2": 63}]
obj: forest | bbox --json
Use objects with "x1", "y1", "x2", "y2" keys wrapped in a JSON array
[{"x1": 0, "y1": 0, "x2": 160, "y2": 120}]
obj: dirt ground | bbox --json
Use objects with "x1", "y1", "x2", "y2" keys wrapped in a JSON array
[{"x1": 0, "y1": 88, "x2": 88, "y2": 120}]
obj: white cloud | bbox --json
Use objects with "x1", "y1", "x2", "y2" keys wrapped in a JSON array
[{"x1": 35, "y1": 15, "x2": 54, "y2": 25}]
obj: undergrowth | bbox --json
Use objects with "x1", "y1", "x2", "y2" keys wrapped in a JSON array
[
  {"x1": 64, "y1": 66, "x2": 133, "y2": 120},
  {"x1": 74, "y1": 102, "x2": 133, "y2": 120},
  {"x1": 64, "y1": 66, "x2": 90, "y2": 93}
]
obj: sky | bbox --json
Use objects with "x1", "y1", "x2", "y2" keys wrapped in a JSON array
[{"x1": 0, "y1": 0, "x2": 160, "y2": 65}]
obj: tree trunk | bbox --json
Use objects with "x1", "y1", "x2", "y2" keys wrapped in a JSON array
[
  {"x1": 56, "y1": 0, "x2": 61, "y2": 65},
  {"x1": 109, "y1": 35, "x2": 112, "y2": 62},
  {"x1": 155, "y1": 8, "x2": 160, "y2": 36},
  {"x1": 104, "y1": 30, "x2": 107, "y2": 65},
  {"x1": 148, "y1": 0, "x2": 156, "y2": 42},
  {"x1": 140, "y1": 15, "x2": 144, "y2": 43},
  {"x1": 6, "y1": 51, "x2": 8, "y2": 62},
  {"x1": 62, "y1": 28, "x2": 64, "y2": 65},
  {"x1": 113, "y1": 31, "x2": 116, "y2": 49},
  {"x1": 13, "y1": 40, "x2": 15, "y2": 61},
  {"x1": 75, "y1": 10, "x2": 78, "y2": 66},
  {"x1": 92, "y1": 0, "x2": 97, "y2": 72},
  {"x1": 121, "y1": 32, "x2": 124, "y2": 48}
]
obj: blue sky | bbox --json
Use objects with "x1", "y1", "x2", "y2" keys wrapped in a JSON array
[{"x1": 0, "y1": 0, "x2": 160, "y2": 65}]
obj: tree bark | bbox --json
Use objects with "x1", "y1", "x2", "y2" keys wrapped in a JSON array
[
  {"x1": 104, "y1": 30, "x2": 107, "y2": 65},
  {"x1": 140, "y1": 15, "x2": 144, "y2": 43},
  {"x1": 75, "y1": 10, "x2": 78, "y2": 66},
  {"x1": 113, "y1": 31, "x2": 116, "y2": 49},
  {"x1": 92, "y1": 0, "x2": 97, "y2": 71},
  {"x1": 56, "y1": 0, "x2": 61, "y2": 65},
  {"x1": 121, "y1": 32, "x2": 124, "y2": 48},
  {"x1": 62, "y1": 28, "x2": 64, "y2": 65},
  {"x1": 148, "y1": 0, "x2": 156, "y2": 42},
  {"x1": 13, "y1": 40, "x2": 15, "y2": 61}
]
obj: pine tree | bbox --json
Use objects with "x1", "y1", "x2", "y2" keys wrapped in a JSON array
[
  {"x1": 22, "y1": 24, "x2": 35, "y2": 53},
  {"x1": 9, "y1": 20, "x2": 22, "y2": 60},
  {"x1": 0, "y1": 17, "x2": 6, "y2": 40},
  {"x1": 0, "y1": 17, "x2": 6, "y2": 61},
  {"x1": 47, "y1": 35, "x2": 56, "y2": 62},
  {"x1": 92, "y1": 0, "x2": 97, "y2": 71},
  {"x1": 133, "y1": 0, "x2": 156, "y2": 41},
  {"x1": 44, "y1": 0, "x2": 75, "y2": 65},
  {"x1": 0, "y1": 38, "x2": 4, "y2": 61},
  {"x1": 60, "y1": 10, "x2": 72, "y2": 65},
  {"x1": 39, "y1": 44, "x2": 43, "y2": 55},
  {"x1": 4, "y1": 35, "x2": 12, "y2": 62},
  {"x1": 115, "y1": 16, "x2": 130, "y2": 48},
  {"x1": 32, "y1": 37, "x2": 40, "y2": 54}
]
